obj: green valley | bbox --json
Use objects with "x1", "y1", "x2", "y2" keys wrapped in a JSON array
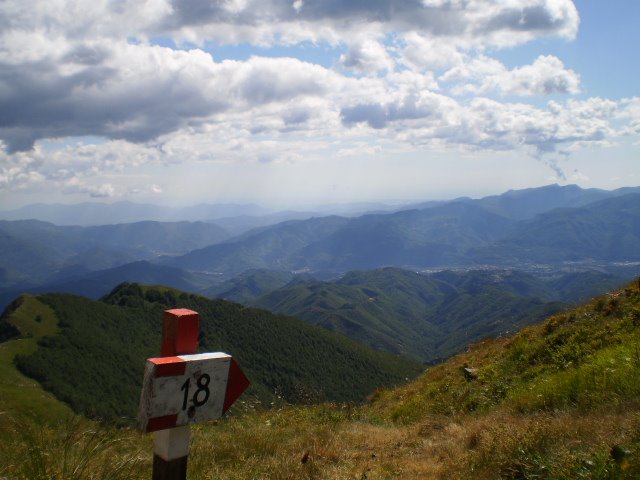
[
  {"x1": 248, "y1": 268, "x2": 605, "y2": 362},
  {"x1": 1, "y1": 283, "x2": 422, "y2": 425}
]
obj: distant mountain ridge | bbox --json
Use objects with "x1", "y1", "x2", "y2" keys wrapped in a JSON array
[
  {"x1": 452, "y1": 183, "x2": 638, "y2": 220},
  {"x1": 296, "y1": 203, "x2": 513, "y2": 271},
  {"x1": 2, "y1": 184, "x2": 640, "y2": 305},
  {"x1": 472, "y1": 193, "x2": 640, "y2": 264},
  {"x1": 166, "y1": 215, "x2": 351, "y2": 275},
  {"x1": 4, "y1": 184, "x2": 637, "y2": 226},
  {"x1": 162, "y1": 187, "x2": 640, "y2": 276},
  {"x1": 0, "y1": 201, "x2": 273, "y2": 226},
  {"x1": 0, "y1": 260, "x2": 216, "y2": 309},
  {"x1": 0, "y1": 220, "x2": 229, "y2": 289}
]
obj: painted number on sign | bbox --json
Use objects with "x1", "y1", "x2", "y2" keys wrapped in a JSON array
[
  {"x1": 181, "y1": 374, "x2": 211, "y2": 411},
  {"x1": 138, "y1": 352, "x2": 233, "y2": 432}
]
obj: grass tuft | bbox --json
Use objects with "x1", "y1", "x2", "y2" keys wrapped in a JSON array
[{"x1": 0, "y1": 415, "x2": 149, "y2": 479}]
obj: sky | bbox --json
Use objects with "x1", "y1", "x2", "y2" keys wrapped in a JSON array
[{"x1": 0, "y1": 0, "x2": 638, "y2": 209}]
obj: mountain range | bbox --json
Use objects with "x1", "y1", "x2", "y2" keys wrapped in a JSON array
[
  {"x1": 3, "y1": 184, "x2": 637, "y2": 227},
  {"x1": 0, "y1": 220, "x2": 229, "y2": 289},
  {"x1": 2, "y1": 184, "x2": 640, "y2": 478},
  {"x1": 162, "y1": 186, "x2": 640, "y2": 276},
  {"x1": 0, "y1": 201, "x2": 273, "y2": 226},
  {"x1": 2, "y1": 184, "x2": 639, "y2": 293},
  {"x1": 0, "y1": 183, "x2": 638, "y2": 327}
]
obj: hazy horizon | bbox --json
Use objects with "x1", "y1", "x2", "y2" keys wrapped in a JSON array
[{"x1": 0, "y1": 182, "x2": 636, "y2": 212}]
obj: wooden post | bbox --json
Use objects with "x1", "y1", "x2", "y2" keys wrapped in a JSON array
[
  {"x1": 153, "y1": 426, "x2": 190, "y2": 480},
  {"x1": 153, "y1": 308, "x2": 199, "y2": 480}
]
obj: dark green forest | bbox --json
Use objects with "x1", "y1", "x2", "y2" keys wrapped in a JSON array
[
  {"x1": 252, "y1": 268, "x2": 567, "y2": 361},
  {"x1": 6, "y1": 283, "x2": 422, "y2": 425}
]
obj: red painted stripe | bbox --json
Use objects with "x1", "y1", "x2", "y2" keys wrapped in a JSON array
[
  {"x1": 223, "y1": 358, "x2": 250, "y2": 413},
  {"x1": 161, "y1": 309, "x2": 199, "y2": 356},
  {"x1": 150, "y1": 356, "x2": 186, "y2": 377},
  {"x1": 146, "y1": 414, "x2": 177, "y2": 432}
]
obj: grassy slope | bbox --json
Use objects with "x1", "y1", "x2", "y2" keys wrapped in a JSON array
[
  {"x1": 0, "y1": 296, "x2": 73, "y2": 425},
  {"x1": 3, "y1": 280, "x2": 640, "y2": 479}
]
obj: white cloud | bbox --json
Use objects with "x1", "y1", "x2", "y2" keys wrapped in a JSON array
[
  {"x1": 400, "y1": 33, "x2": 465, "y2": 71},
  {"x1": 63, "y1": 177, "x2": 116, "y2": 198},
  {"x1": 1, "y1": 0, "x2": 638, "y2": 202},
  {"x1": 0, "y1": 35, "x2": 347, "y2": 152},
  {"x1": 1, "y1": 0, "x2": 580, "y2": 49},
  {"x1": 443, "y1": 55, "x2": 580, "y2": 96},
  {"x1": 159, "y1": 0, "x2": 579, "y2": 48},
  {"x1": 617, "y1": 97, "x2": 640, "y2": 136},
  {"x1": 509, "y1": 55, "x2": 580, "y2": 95},
  {"x1": 339, "y1": 39, "x2": 395, "y2": 74},
  {"x1": 338, "y1": 92, "x2": 624, "y2": 158}
]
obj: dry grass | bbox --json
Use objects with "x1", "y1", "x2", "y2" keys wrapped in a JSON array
[
  {"x1": 454, "y1": 408, "x2": 640, "y2": 479},
  {"x1": 182, "y1": 403, "x2": 640, "y2": 479},
  {"x1": 0, "y1": 415, "x2": 150, "y2": 479},
  {"x1": 2, "y1": 401, "x2": 639, "y2": 479}
]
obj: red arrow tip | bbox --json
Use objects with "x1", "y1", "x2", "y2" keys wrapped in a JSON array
[{"x1": 223, "y1": 358, "x2": 250, "y2": 413}]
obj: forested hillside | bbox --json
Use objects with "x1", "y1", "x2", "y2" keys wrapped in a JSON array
[
  {"x1": 209, "y1": 268, "x2": 625, "y2": 363},
  {"x1": 252, "y1": 268, "x2": 565, "y2": 361},
  {"x1": 0, "y1": 284, "x2": 422, "y2": 424}
]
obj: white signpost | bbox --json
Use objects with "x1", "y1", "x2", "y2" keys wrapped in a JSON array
[
  {"x1": 138, "y1": 309, "x2": 250, "y2": 480},
  {"x1": 138, "y1": 352, "x2": 249, "y2": 432}
]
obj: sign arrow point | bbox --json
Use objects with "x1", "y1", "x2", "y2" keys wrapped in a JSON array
[{"x1": 223, "y1": 358, "x2": 250, "y2": 413}]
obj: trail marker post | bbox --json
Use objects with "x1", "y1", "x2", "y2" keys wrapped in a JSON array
[{"x1": 138, "y1": 309, "x2": 250, "y2": 480}]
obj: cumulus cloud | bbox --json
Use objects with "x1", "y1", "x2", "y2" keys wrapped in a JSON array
[
  {"x1": 617, "y1": 97, "x2": 640, "y2": 136},
  {"x1": 339, "y1": 92, "x2": 623, "y2": 157},
  {"x1": 400, "y1": 33, "x2": 465, "y2": 71},
  {"x1": 162, "y1": 0, "x2": 579, "y2": 47},
  {"x1": 0, "y1": 38, "x2": 339, "y2": 152},
  {"x1": 0, "y1": 0, "x2": 582, "y2": 153},
  {"x1": 0, "y1": 41, "x2": 223, "y2": 152},
  {"x1": 442, "y1": 55, "x2": 580, "y2": 96},
  {"x1": 339, "y1": 39, "x2": 395, "y2": 74},
  {"x1": 1, "y1": 0, "x2": 637, "y2": 200},
  {"x1": 504, "y1": 55, "x2": 580, "y2": 95},
  {"x1": 0, "y1": 139, "x2": 164, "y2": 193}
]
